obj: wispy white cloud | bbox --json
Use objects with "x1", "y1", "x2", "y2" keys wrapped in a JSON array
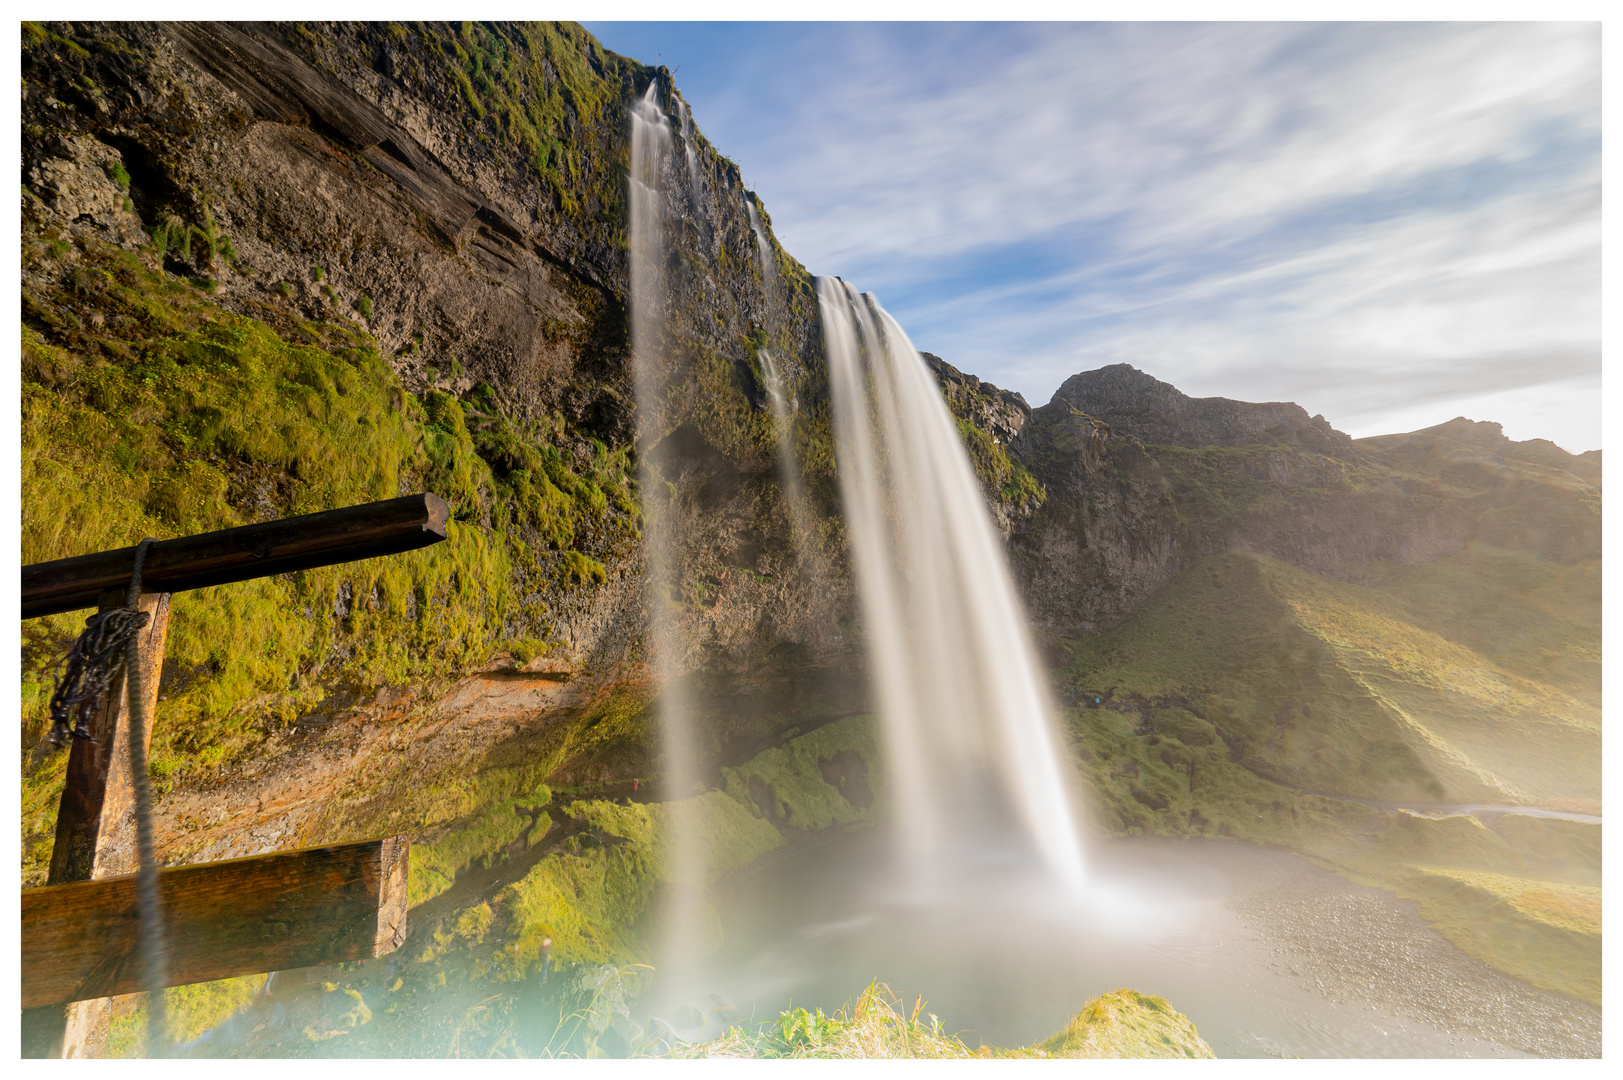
[
  {"x1": 912, "y1": 183, "x2": 1598, "y2": 445},
  {"x1": 745, "y1": 23, "x2": 1595, "y2": 257},
  {"x1": 597, "y1": 21, "x2": 1600, "y2": 450}
]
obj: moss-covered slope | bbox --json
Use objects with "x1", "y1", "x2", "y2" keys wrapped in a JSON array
[
  {"x1": 1063, "y1": 548, "x2": 1599, "y2": 811},
  {"x1": 1059, "y1": 548, "x2": 1601, "y2": 1004}
]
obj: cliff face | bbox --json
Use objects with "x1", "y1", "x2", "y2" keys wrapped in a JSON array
[
  {"x1": 21, "y1": 19, "x2": 850, "y2": 827},
  {"x1": 21, "y1": 18, "x2": 1602, "y2": 861},
  {"x1": 921, "y1": 352, "x2": 1043, "y2": 536},
  {"x1": 28, "y1": 23, "x2": 627, "y2": 422},
  {"x1": 1003, "y1": 363, "x2": 1600, "y2": 637}
]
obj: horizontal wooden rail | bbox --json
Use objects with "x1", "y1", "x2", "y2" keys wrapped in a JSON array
[
  {"x1": 21, "y1": 493, "x2": 449, "y2": 620},
  {"x1": 21, "y1": 836, "x2": 408, "y2": 1009}
]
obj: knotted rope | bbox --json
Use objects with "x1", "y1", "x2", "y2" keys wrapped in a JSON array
[
  {"x1": 47, "y1": 609, "x2": 149, "y2": 748},
  {"x1": 47, "y1": 538, "x2": 169, "y2": 1056}
]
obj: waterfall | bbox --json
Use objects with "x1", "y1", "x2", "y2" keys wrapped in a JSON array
[
  {"x1": 629, "y1": 81, "x2": 709, "y2": 975},
  {"x1": 759, "y1": 348, "x2": 823, "y2": 570},
  {"x1": 676, "y1": 99, "x2": 702, "y2": 207},
  {"x1": 632, "y1": 80, "x2": 1081, "y2": 1017},
  {"x1": 747, "y1": 197, "x2": 819, "y2": 567},
  {"x1": 818, "y1": 279, "x2": 1087, "y2": 888},
  {"x1": 745, "y1": 198, "x2": 779, "y2": 331},
  {"x1": 629, "y1": 84, "x2": 670, "y2": 409}
]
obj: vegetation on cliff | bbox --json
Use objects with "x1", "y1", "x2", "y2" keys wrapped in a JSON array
[
  {"x1": 19, "y1": 227, "x2": 639, "y2": 884},
  {"x1": 668, "y1": 984, "x2": 1212, "y2": 1059}
]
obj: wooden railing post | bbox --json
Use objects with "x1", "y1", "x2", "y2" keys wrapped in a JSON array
[
  {"x1": 22, "y1": 590, "x2": 170, "y2": 1058},
  {"x1": 19, "y1": 495, "x2": 442, "y2": 1057}
]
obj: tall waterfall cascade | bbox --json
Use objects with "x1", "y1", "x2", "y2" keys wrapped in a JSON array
[
  {"x1": 819, "y1": 279, "x2": 1087, "y2": 888},
  {"x1": 676, "y1": 99, "x2": 702, "y2": 207},
  {"x1": 628, "y1": 83, "x2": 685, "y2": 793},
  {"x1": 629, "y1": 82, "x2": 711, "y2": 977},
  {"x1": 745, "y1": 198, "x2": 780, "y2": 332},
  {"x1": 630, "y1": 79, "x2": 1084, "y2": 1003}
]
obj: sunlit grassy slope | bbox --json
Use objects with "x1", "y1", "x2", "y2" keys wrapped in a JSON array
[
  {"x1": 1296, "y1": 805, "x2": 1603, "y2": 1004},
  {"x1": 1377, "y1": 545, "x2": 1600, "y2": 704},
  {"x1": 1059, "y1": 547, "x2": 1601, "y2": 1004},
  {"x1": 1061, "y1": 547, "x2": 1599, "y2": 808}
]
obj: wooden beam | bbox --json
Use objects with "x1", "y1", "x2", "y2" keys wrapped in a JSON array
[
  {"x1": 48, "y1": 591, "x2": 171, "y2": 884},
  {"x1": 21, "y1": 837, "x2": 408, "y2": 1010},
  {"x1": 20, "y1": 493, "x2": 449, "y2": 620},
  {"x1": 23, "y1": 589, "x2": 172, "y2": 1058}
]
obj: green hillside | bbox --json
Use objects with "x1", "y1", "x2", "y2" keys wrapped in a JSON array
[
  {"x1": 1060, "y1": 548, "x2": 1601, "y2": 1003},
  {"x1": 1062, "y1": 548, "x2": 1599, "y2": 808}
]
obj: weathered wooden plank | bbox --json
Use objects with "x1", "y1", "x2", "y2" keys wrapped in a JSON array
[
  {"x1": 21, "y1": 493, "x2": 448, "y2": 620},
  {"x1": 24, "y1": 590, "x2": 173, "y2": 1057},
  {"x1": 21, "y1": 837, "x2": 408, "y2": 1009},
  {"x1": 47, "y1": 591, "x2": 171, "y2": 885}
]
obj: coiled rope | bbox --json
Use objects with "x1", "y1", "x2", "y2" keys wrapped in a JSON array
[
  {"x1": 48, "y1": 538, "x2": 169, "y2": 1057},
  {"x1": 47, "y1": 609, "x2": 149, "y2": 749}
]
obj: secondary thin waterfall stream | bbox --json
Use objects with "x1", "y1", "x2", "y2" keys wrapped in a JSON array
[
  {"x1": 629, "y1": 82, "x2": 710, "y2": 981},
  {"x1": 747, "y1": 198, "x2": 820, "y2": 569},
  {"x1": 819, "y1": 279, "x2": 1086, "y2": 888}
]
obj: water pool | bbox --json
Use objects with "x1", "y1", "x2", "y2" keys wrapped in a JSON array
[{"x1": 646, "y1": 829, "x2": 1599, "y2": 1058}]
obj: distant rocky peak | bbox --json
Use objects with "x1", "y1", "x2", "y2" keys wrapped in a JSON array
[
  {"x1": 1044, "y1": 363, "x2": 1352, "y2": 453},
  {"x1": 1366, "y1": 415, "x2": 1599, "y2": 482},
  {"x1": 1414, "y1": 416, "x2": 1509, "y2": 448}
]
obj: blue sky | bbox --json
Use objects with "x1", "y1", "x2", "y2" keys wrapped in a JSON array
[{"x1": 585, "y1": 22, "x2": 1600, "y2": 451}]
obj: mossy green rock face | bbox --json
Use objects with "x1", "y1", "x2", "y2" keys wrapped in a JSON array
[
  {"x1": 478, "y1": 793, "x2": 780, "y2": 973},
  {"x1": 17, "y1": 234, "x2": 640, "y2": 884},
  {"x1": 721, "y1": 714, "x2": 883, "y2": 831},
  {"x1": 1035, "y1": 989, "x2": 1215, "y2": 1059}
]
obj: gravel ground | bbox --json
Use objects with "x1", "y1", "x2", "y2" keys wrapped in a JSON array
[{"x1": 1212, "y1": 845, "x2": 1601, "y2": 1058}]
